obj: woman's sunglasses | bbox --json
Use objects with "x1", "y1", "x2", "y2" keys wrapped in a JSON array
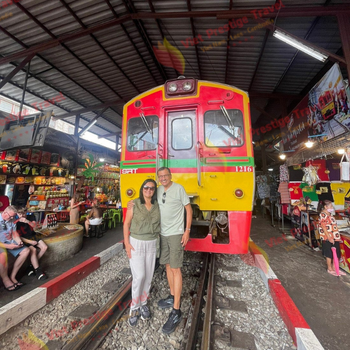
[{"x1": 143, "y1": 186, "x2": 155, "y2": 191}]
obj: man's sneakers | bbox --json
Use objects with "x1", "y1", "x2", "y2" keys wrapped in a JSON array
[
  {"x1": 128, "y1": 308, "x2": 140, "y2": 327},
  {"x1": 162, "y1": 308, "x2": 182, "y2": 334},
  {"x1": 157, "y1": 294, "x2": 174, "y2": 309},
  {"x1": 27, "y1": 264, "x2": 35, "y2": 277},
  {"x1": 140, "y1": 305, "x2": 151, "y2": 320}
]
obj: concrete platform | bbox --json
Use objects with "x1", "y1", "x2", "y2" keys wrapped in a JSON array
[
  {"x1": 0, "y1": 223, "x2": 124, "y2": 308},
  {"x1": 250, "y1": 214, "x2": 350, "y2": 350}
]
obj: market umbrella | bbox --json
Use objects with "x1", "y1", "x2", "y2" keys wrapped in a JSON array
[{"x1": 331, "y1": 245, "x2": 340, "y2": 277}]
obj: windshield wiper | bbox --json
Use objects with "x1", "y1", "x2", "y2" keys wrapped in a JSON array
[
  {"x1": 220, "y1": 105, "x2": 235, "y2": 132},
  {"x1": 140, "y1": 112, "x2": 153, "y2": 140}
]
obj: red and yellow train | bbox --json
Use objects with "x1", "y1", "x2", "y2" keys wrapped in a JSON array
[{"x1": 120, "y1": 77, "x2": 254, "y2": 254}]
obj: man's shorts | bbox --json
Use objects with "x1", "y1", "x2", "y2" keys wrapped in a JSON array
[
  {"x1": 89, "y1": 218, "x2": 103, "y2": 225},
  {"x1": 159, "y1": 234, "x2": 183, "y2": 269},
  {"x1": 4, "y1": 241, "x2": 27, "y2": 258}
]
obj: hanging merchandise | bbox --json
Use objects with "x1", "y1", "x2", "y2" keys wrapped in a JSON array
[
  {"x1": 306, "y1": 159, "x2": 329, "y2": 182},
  {"x1": 344, "y1": 189, "x2": 350, "y2": 210},
  {"x1": 315, "y1": 183, "x2": 334, "y2": 202},
  {"x1": 256, "y1": 175, "x2": 270, "y2": 199},
  {"x1": 288, "y1": 182, "x2": 303, "y2": 202},
  {"x1": 299, "y1": 183, "x2": 319, "y2": 201},
  {"x1": 331, "y1": 183, "x2": 350, "y2": 206},
  {"x1": 340, "y1": 153, "x2": 350, "y2": 181},
  {"x1": 278, "y1": 182, "x2": 290, "y2": 204},
  {"x1": 302, "y1": 165, "x2": 319, "y2": 186},
  {"x1": 288, "y1": 164, "x2": 304, "y2": 181},
  {"x1": 279, "y1": 164, "x2": 289, "y2": 182},
  {"x1": 326, "y1": 159, "x2": 340, "y2": 181}
]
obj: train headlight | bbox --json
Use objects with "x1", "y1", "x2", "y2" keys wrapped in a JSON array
[
  {"x1": 234, "y1": 189, "x2": 244, "y2": 198},
  {"x1": 183, "y1": 81, "x2": 192, "y2": 91},
  {"x1": 126, "y1": 188, "x2": 135, "y2": 197},
  {"x1": 168, "y1": 83, "x2": 178, "y2": 92}
]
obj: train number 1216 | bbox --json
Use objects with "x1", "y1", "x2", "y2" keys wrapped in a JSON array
[{"x1": 235, "y1": 166, "x2": 253, "y2": 172}]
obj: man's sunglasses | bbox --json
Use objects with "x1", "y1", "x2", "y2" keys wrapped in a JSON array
[
  {"x1": 162, "y1": 192, "x2": 166, "y2": 203},
  {"x1": 143, "y1": 186, "x2": 155, "y2": 191}
]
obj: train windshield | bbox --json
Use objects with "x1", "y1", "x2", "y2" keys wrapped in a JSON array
[
  {"x1": 127, "y1": 115, "x2": 159, "y2": 151},
  {"x1": 204, "y1": 109, "x2": 244, "y2": 147}
]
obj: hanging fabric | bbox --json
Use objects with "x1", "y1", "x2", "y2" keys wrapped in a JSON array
[{"x1": 340, "y1": 153, "x2": 350, "y2": 181}]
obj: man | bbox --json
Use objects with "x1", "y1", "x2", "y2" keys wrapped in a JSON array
[
  {"x1": 156, "y1": 167, "x2": 192, "y2": 334},
  {"x1": 0, "y1": 206, "x2": 30, "y2": 288},
  {"x1": 84, "y1": 199, "x2": 103, "y2": 237}
]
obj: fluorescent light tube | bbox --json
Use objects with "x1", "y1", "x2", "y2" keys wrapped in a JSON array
[{"x1": 273, "y1": 30, "x2": 328, "y2": 62}]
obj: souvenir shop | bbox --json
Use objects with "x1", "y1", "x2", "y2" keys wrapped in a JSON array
[{"x1": 256, "y1": 63, "x2": 350, "y2": 274}]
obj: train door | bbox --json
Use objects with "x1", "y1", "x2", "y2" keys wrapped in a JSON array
[{"x1": 165, "y1": 110, "x2": 198, "y2": 192}]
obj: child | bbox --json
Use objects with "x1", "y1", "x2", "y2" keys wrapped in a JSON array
[{"x1": 16, "y1": 209, "x2": 48, "y2": 280}]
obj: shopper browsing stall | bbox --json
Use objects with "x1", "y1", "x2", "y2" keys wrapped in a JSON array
[{"x1": 318, "y1": 200, "x2": 346, "y2": 276}]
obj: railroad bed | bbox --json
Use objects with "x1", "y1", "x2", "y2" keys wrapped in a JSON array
[{"x1": 1, "y1": 251, "x2": 295, "y2": 350}]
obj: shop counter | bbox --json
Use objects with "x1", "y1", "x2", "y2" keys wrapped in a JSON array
[{"x1": 36, "y1": 223, "x2": 83, "y2": 265}]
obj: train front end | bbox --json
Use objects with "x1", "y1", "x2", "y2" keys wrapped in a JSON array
[{"x1": 121, "y1": 77, "x2": 254, "y2": 254}]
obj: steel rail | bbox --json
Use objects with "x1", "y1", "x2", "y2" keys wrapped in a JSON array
[
  {"x1": 184, "y1": 253, "x2": 210, "y2": 350},
  {"x1": 62, "y1": 276, "x2": 132, "y2": 350},
  {"x1": 201, "y1": 254, "x2": 215, "y2": 350}
]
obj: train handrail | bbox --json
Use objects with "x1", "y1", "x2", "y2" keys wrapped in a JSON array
[
  {"x1": 196, "y1": 141, "x2": 202, "y2": 187},
  {"x1": 156, "y1": 143, "x2": 163, "y2": 176}
]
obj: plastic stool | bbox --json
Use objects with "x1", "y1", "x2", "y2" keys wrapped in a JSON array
[{"x1": 89, "y1": 223, "x2": 104, "y2": 238}]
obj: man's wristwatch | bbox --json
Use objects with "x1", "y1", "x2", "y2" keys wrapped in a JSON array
[{"x1": 186, "y1": 228, "x2": 191, "y2": 231}]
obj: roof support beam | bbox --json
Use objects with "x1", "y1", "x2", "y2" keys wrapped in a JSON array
[
  {"x1": 249, "y1": 92, "x2": 300, "y2": 99},
  {"x1": 224, "y1": 0, "x2": 234, "y2": 84},
  {"x1": 248, "y1": 29, "x2": 270, "y2": 91},
  {"x1": 53, "y1": 101, "x2": 122, "y2": 120},
  {"x1": 337, "y1": 14, "x2": 350, "y2": 79},
  {"x1": 78, "y1": 108, "x2": 108, "y2": 137},
  {"x1": 103, "y1": 0, "x2": 159, "y2": 86},
  {"x1": 0, "y1": 53, "x2": 35, "y2": 90},
  {"x1": 251, "y1": 103, "x2": 276, "y2": 121},
  {"x1": 1, "y1": 5, "x2": 349, "y2": 67},
  {"x1": 98, "y1": 131, "x2": 122, "y2": 139},
  {"x1": 187, "y1": 0, "x2": 202, "y2": 79},
  {"x1": 121, "y1": 0, "x2": 168, "y2": 81}
]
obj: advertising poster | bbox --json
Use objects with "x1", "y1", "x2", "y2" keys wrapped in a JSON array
[{"x1": 281, "y1": 64, "x2": 350, "y2": 151}]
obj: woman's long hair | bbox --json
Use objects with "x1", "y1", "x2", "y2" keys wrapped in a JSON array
[{"x1": 139, "y1": 179, "x2": 158, "y2": 204}]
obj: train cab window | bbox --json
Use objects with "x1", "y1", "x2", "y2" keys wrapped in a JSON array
[
  {"x1": 172, "y1": 118, "x2": 193, "y2": 150},
  {"x1": 127, "y1": 115, "x2": 159, "y2": 151},
  {"x1": 204, "y1": 109, "x2": 244, "y2": 147}
]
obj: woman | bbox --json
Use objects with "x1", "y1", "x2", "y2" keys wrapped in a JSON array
[
  {"x1": 318, "y1": 200, "x2": 346, "y2": 276},
  {"x1": 16, "y1": 209, "x2": 48, "y2": 280},
  {"x1": 70, "y1": 193, "x2": 84, "y2": 225},
  {"x1": 123, "y1": 179, "x2": 160, "y2": 327}
]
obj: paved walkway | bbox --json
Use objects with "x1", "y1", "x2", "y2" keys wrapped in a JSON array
[{"x1": 250, "y1": 214, "x2": 350, "y2": 350}]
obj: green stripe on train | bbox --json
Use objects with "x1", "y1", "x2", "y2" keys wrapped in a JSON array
[{"x1": 121, "y1": 157, "x2": 254, "y2": 168}]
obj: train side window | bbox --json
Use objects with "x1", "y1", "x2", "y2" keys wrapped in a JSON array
[
  {"x1": 204, "y1": 109, "x2": 244, "y2": 147},
  {"x1": 127, "y1": 115, "x2": 159, "y2": 151},
  {"x1": 171, "y1": 118, "x2": 193, "y2": 150}
]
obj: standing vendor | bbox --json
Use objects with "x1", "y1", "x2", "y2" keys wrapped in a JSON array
[{"x1": 318, "y1": 200, "x2": 346, "y2": 276}]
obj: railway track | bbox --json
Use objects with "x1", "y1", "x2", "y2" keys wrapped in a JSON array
[{"x1": 2, "y1": 251, "x2": 294, "y2": 349}]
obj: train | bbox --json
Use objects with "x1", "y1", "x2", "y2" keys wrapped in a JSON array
[{"x1": 120, "y1": 77, "x2": 254, "y2": 254}]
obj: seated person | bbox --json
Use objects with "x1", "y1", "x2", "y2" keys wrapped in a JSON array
[
  {"x1": 15, "y1": 209, "x2": 48, "y2": 280},
  {"x1": 0, "y1": 247, "x2": 20, "y2": 291},
  {"x1": 84, "y1": 199, "x2": 103, "y2": 237},
  {"x1": 0, "y1": 206, "x2": 30, "y2": 288}
]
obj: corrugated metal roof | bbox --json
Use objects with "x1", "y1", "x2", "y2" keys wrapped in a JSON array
[{"x1": 0, "y1": 0, "x2": 349, "y2": 149}]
